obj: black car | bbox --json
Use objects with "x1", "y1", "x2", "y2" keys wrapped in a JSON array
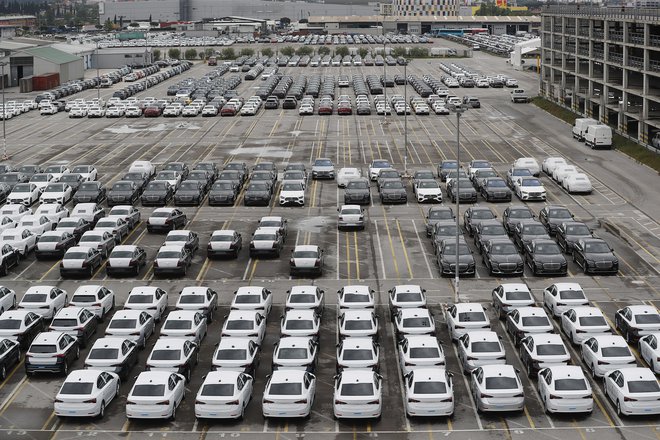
[
  {"x1": 106, "y1": 246, "x2": 148, "y2": 276},
  {"x1": 251, "y1": 170, "x2": 276, "y2": 188},
  {"x1": 108, "y1": 181, "x2": 140, "y2": 206},
  {"x1": 463, "y1": 206, "x2": 497, "y2": 236},
  {"x1": 120, "y1": 171, "x2": 150, "y2": 193},
  {"x1": 163, "y1": 162, "x2": 190, "y2": 180},
  {"x1": 72, "y1": 181, "x2": 106, "y2": 205},
  {"x1": 0, "y1": 244, "x2": 20, "y2": 275},
  {"x1": 425, "y1": 206, "x2": 455, "y2": 237},
  {"x1": 0, "y1": 172, "x2": 29, "y2": 189},
  {"x1": 85, "y1": 338, "x2": 138, "y2": 380},
  {"x1": 264, "y1": 96, "x2": 279, "y2": 109},
  {"x1": 186, "y1": 170, "x2": 213, "y2": 191},
  {"x1": 25, "y1": 332, "x2": 79, "y2": 376},
  {"x1": 35, "y1": 232, "x2": 76, "y2": 260},
  {"x1": 512, "y1": 220, "x2": 551, "y2": 251},
  {"x1": 447, "y1": 177, "x2": 477, "y2": 203},
  {"x1": 174, "y1": 180, "x2": 206, "y2": 206},
  {"x1": 482, "y1": 238, "x2": 524, "y2": 276},
  {"x1": 436, "y1": 238, "x2": 475, "y2": 277},
  {"x1": 472, "y1": 169, "x2": 499, "y2": 191},
  {"x1": 224, "y1": 162, "x2": 248, "y2": 183},
  {"x1": 556, "y1": 221, "x2": 593, "y2": 255},
  {"x1": 0, "y1": 183, "x2": 11, "y2": 205},
  {"x1": 208, "y1": 180, "x2": 239, "y2": 206},
  {"x1": 524, "y1": 239, "x2": 568, "y2": 276},
  {"x1": 480, "y1": 178, "x2": 512, "y2": 202},
  {"x1": 217, "y1": 170, "x2": 243, "y2": 190},
  {"x1": 146, "y1": 208, "x2": 187, "y2": 233},
  {"x1": 56, "y1": 217, "x2": 92, "y2": 241},
  {"x1": 17, "y1": 165, "x2": 43, "y2": 178},
  {"x1": 379, "y1": 179, "x2": 407, "y2": 204},
  {"x1": 538, "y1": 206, "x2": 574, "y2": 236},
  {"x1": 60, "y1": 247, "x2": 103, "y2": 278},
  {"x1": 572, "y1": 238, "x2": 619, "y2": 275},
  {"x1": 0, "y1": 338, "x2": 20, "y2": 379},
  {"x1": 0, "y1": 311, "x2": 43, "y2": 350},
  {"x1": 244, "y1": 182, "x2": 272, "y2": 206},
  {"x1": 502, "y1": 205, "x2": 535, "y2": 235},
  {"x1": 437, "y1": 160, "x2": 458, "y2": 182},
  {"x1": 473, "y1": 220, "x2": 508, "y2": 254},
  {"x1": 0, "y1": 164, "x2": 15, "y2": 174},
  {"x1": 59, "y1": 173, "x2": 84, "y2": 194},
  {"x1": 141, "y1": 181, "x2": 174, "y2": 206},
  {"x1": 344, "y1": 178, "x2": 371, "y2": 205},
  {"x1": 193, "y1": 162, "x2": 218, "y2": 181}
]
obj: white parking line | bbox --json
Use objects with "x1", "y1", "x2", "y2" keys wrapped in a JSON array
[
  {"x1": 373, "y1": 219, "x2": 387, "y2": 279},
  {"x1": 411, "y1": 219, "x2": 434, "y2": 279}
]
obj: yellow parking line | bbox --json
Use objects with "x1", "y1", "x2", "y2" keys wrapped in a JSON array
[
  {"x1": 572, "y1": 420, "x2": 588, "y2": 440},
  {"x1": 366, "y1": 422, "x2": 371, "y2": 432},
  {"x1": 381, "y1": 214, "x2": 400, "y2": 278},
  {"x1": 524, "y1": 406, "x2": 536, "y2": 429},
  {"x1": 141, "y1": 263, "x2": 154, "y2": 281},
  {"x1": 345, "y1": 232, "x2": 351, "y2": 280},
  {"x1": 0, "y1": 376, "x2": 27, "y2": 417},
  {"x1": 195, "y1": 258, "x2": 210, "y2": 282},
  {"x1": 248, "y1": 259, "x2": 258, "y2": 281},
  {"x1": 446, "y1": 417, "x2": 453, "y2": 431},
  {"x1": 38, "y1": 260, "x2": 61, "y2": 281},
  {"x1": 395, "y1": 219, "x2": 414, "y2": 279},
  {"x1": 353, "y1": 231, "x2": 360, "y2": 280},
  {"x1": 41, "y1": 410, "x2": 56, "y2": 430},
  {"x1": 593, "y1": 393, "x2": 616, "y2": 427},
  {"x1": 0, "y1": 358, "x2": 24, "y2": 389},
  {"x1": 121, "y1": 419, "x2": 131, "y2": 432}
]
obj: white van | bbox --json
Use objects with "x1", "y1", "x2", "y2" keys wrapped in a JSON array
[
  {"x1": 584, "y1": 125, "x2": 612, "y2": 149},
  {"x1": 572, "y1": 118, "x2": 600, "y2": 141}
]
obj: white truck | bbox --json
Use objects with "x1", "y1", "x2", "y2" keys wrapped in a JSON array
[
  {"x1": 584, "y1": 125, "x2": 612, "y2": 149},
  {"x1": 572, "y1": 118, "x2": 600, "y2": 141}
]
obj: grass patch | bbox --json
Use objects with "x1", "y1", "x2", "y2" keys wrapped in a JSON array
[{"x1": 532, "y1": 97, "x2": 660, "y2": 173}]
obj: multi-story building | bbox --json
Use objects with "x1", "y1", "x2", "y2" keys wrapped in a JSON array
[
  {"x1": 540, "y1": 6, "x2": 660, "y2": 147},
  {"x1": 394, "y1": 0, "x2": 458, "y2": 17}
]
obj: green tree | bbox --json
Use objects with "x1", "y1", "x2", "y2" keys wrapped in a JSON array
[
  {"x1": 261, "y1": 47, "x2": 273, "y2": 57},
  {"x1": 240, "y1": 48, "x2": 255, "y2": 57},
  {"x1": 280, "y1": 46, "x2": 295, "y2": 57},
  {"x1": 295, "y1": 46, "x2": 313, "y2": 56},
  {"x1": 103, "y1": 18, "x2": 113, "y2": 32},
  {"x1": 153, "y1": 48, "x2": 161, "y2": 61},
  {"x1": 335, "y1": 46, "x2": 349, "y2": 57},
  {"x1": 128, "y1": 22, "x2": 139, "y2": 28},
  {"x1": 317, "y1": 46, "x2": 330, "y2": 56},
  {"x1": 475, "y1": 1, "x2": 509, "y2": 15},
  {"x1": 204, "y1": 48, "x2": 214, "y2": 58},
  {"x1": 409, "y1": 47, "x2": 429, "y2": 58},
  {"x1": 168, "y1": 48, "x2": 181, "y2": 59},
  {"x1": 184, "y1": 48, "x2": 198, "y2": 60},
  {"x1": 220, "y1": 47, "x2": 236, "y2": 60},
  {"x1": 392, "y1": 46, "x2": 407, "y2": 58},
  {"x1": 358, "y1": 47, "x2": 369, "y2": 58}
]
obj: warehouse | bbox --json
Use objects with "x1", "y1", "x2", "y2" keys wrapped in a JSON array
[
  {"x1": 96, "y1": 47, "x2": 154, "y2": 69},
  {"x1": 8, "y1": 46, "x2": 83, "y2": 87}
]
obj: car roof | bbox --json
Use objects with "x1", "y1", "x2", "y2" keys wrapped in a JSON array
[
  {"x1": 285, "y1": 309, "x2": 317, "y2": 319},
  {"x1": 129, "y1": 286, "x2": 159, "y2": 295},
  {"x1": 158, "y1": 245, "x2": 185, "y2": 252},
  {"x1": 515, "y1": 307, "x2": 547, "y2": 317},
  {"x1": 254, "y1": 227, "x2": 279, "y2": 235},
  {"x1": 551, "y1": 283, "x2": 583, "y2": 290},
  {"x1": 165, "y1": 310, "x2": 200, "y2": 321},
  {"x1": 480, "y1": 364, "x2": 517, "y2": 377},
  {"x1": 404, "y1": 335, "x2": 440, "y2": 346},
  {"x1": 113, "y1": 245, "x2": 139, "y2": 252},
  {"x1": 454, "y1": 303, "x2": 486, "y2": 312},
  {"x1": 0, "y1": 310, "x2": 34, "y2": 319},
  {"x1": 393, "y1": 284, "x2": 422, "y2": 293},
  {"x1": 399, "y1": 308, "x2": 431, "y2": 318},
  {"x1": 410, "y1": 368, "x2": 448, "y2": 382},
  {"x1": 211, "y1": 230, "x2": 237, "y2": 237},
  {"x1": 624, "y1": 305, "x2": 659, "y2": 315},
  {"x1": 544, "y1": 365, "x2": 584, "y2": 380},
  {"x1": 25, "y1": 285, "x2": 55, "y2": 294},
  {"x1": 338, "y1": 368, "x2": 375, "y2": 381},
  {"x1": 134, "y1": 371, "x2": 173, "y2": 385},
  {"x1": 203, "y1": 370, "x2": 242, "y2": 384},
  {"x1": 227, "y1": 310, "x2": 260, "y2": 320},
  {"x1": 465, "y1": 330, "x2": 499, "y2": 341},
  {"x1": 181, "y1": 286, "x2": 210, "y2": 295},
  {"x1": 54, "y1": 307, "x2": 85, "y2": 318},
  {"x1": 218, "y1": 337, "x2": 252, "y2": 348},
  {"x1": 340, "y1": 337, "x2": 374, "y2": 349},
  {"x1": 152, "y1": 338, "x2": 187, "y2": 350},
  {"x1": 500, "y1": 283, "x2": 530, "y2": 293},
  {"x1": 340, "y1": 205, "x2": 362, "y2": 210},
  {"x1": 112, "y1": 310, "x2": 146, "y2": 319},
  {"x1": 527, "y1": 333, "x2": 564, "y2": 345},
  {"x1": 62, "y1": 369, "x2": 105, "y2": 383},
  {"x1": 589, "y1": 335, "x2": 627, "y2": 346},
  {"x1": 236, "y1": 286, "x2": 264, "y2": 295},
  {"x1": 269, "y1": 369, "x2": 307, "y2": 382},
  {"x1": 289, "y1": 285, "x2": 318, "y2": 294},
  {"x1": 152, "y1": 208, "x2": 176, "y2": 214},
  {"x1": 66, "y1": 246, "x2": 94, "y2": 254},
  {"x1": 40, "y1": 230, "x2": 68, "y2": 238},
  {"x1": 33, "y1": 331, "x2": 65, "y2": 344},
  {"x1": 90, "y1": 337, "x2": 127, "y2": 349},
  {"x1": 571, "y1": 306, "x2": 603, "y2": 316},
  {"x1": 293, "y1": 245, "x2": 319, "y2": 252},
  {"x1": 278, "y1": 336, "x2": 313, "y2": 348},
  {"x1": 617, "y1": 367, "x2": 657, "y2": 381}
]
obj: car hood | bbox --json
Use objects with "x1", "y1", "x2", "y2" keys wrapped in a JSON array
[
  {"x1": 441, "y1": 255, "x2": 474, "y2": 264},
  {"x1": 532, "y1": 254, "x2": 566, "y2": 264},
  {"x1": 489, "y1": 253, "x2": 523, "y2": 264},
  {"x1": 585, "y1": 252, "x2": 617, "y2": 262},
  {"x1": 280, "y1": 190, "x2": 304, "y2": 197},
  {"x1": 245, "y1": 190, "x2": 269, "y2": 198}
]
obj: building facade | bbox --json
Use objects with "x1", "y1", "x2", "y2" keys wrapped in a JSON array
[
  {"x1": 394, "y1": 0, "x2": 458, "y2": 17},
  {"x1": 540, "y1": 6, "x2": 660, "y2": 148}
]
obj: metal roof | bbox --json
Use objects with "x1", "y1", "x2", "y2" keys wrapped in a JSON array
[
  {"x1": 20, "y1": 46, "x2": 81, "y2": 64},
  {"x1": 308, "y1": 15, "x2": 540, "y2": 23}
]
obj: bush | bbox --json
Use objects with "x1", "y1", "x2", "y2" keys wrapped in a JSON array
[
  {"x1": 261, "y1": 47, "x2": 273, "y2": 57},
  {"x1": 184, "y1": 49, "x2": 198, "y2": 60},
  {"x1": 358, "y1": 48, "x2": 369, "y2": 58},
  {"x1": 152, "y1": 49, "x2": 161, "y2": 61},
  {"x1": 392, "y1": 47, "x2": 407, "y2": 58},
  {"x1": 296, "y1": 46, "x2": 313, "y2": 56},
  {"x1": 409, "y1": 47, "x2": 429, "y2": 58},
  {"x1": 204, "y1": 48, "x2": 214, "y2": 59},
  {"x1": 318, "y1": 46, "x2": 330, "y2": 56},
  {"x1": 220, "y1": 47, "x2": 236, "y2": 60},
  {"x1": 168, "y1": 48, "x2": 180, "y2": 60},
  {"x1": 240, "y1": 48, "x2": 255, "y2": 57},
  {"x1": 335, "y1": 46, "x2": 349, "y2": 57},
  {"x1": 280, "y1": 46, "x2": 295, "y2": 57}
]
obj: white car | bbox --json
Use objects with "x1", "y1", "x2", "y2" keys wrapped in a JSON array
[
  {"x1": 221, "y1": 310, "x2": 266, "y2": 344},
  {"x1": 467, "y1": 160, "x2": 492, "y2": 179},
  {"x1": 639, "y1": 334, "x2": 660, "y2": 373},
  {"x1": 279, "y1": 181, "x2": 305, "y2": 206},
  {"x1": 470, "y1": 365, "x2": 524, "y2": 412},
  {"x1": 338, "y1": 309, "x2": 378, "y2": 339},
  {"x1": 561, "y1": 306, "x2": 611, "y2": 345},
  {"x1": 333, "y1": 369, "x2": 382, "y2": 419},
  {"x1": 160, "y1": 310, "x2": 207, "y2": 343},
  {"x1": 404, "y1": 368, "x2": 454, "y2": 417},
  {"x1": 71, "y1": 165, "x2": 98, "y2": 182},
  {"x1": 175, "y1": 286, "x2": 218, "y2": 323},
  {"x1": 8, "y1": 183, "x2": 40, "y2": 206},
  {"x1": 146, "y1": 338, "x2": 199, "y2": 382},
  {"x1": 108, "y1": 205, "x2": 141, "y2": 229},
  {"x1": 553, "y1": 165, "x2": 579, "y2": 183},
  {"x1": 30, "y1": 173, "x2": 55, "y2": 191},
  {"x1": 446, "y1": 303, "x2": 490, "y2": 340},
  {"x1": 369, "y1": 160, "x2": 392, "y2": 181},
  {"x1": 34, "y1": 204, "x2": 69, "y2": 224},
  {"x1": 519, "y1": 333, "x2": 570, "y2": 377},
  {"x1": 337, "y1": 337, "x2": 379, "y2": 371},
  {"x1": 338, "y1": 285, "x2": 375, "y2": 309},
  {"x1": 397, "y1": 335, "x2": 445, "y2": 376},
  {"x1": 262, "y1": 370, "x2": 316, "y2": 418},
  {"x1": 69, "y1": 285, "x2": 115, "y2": 320},
  {"x1": 414, "y1": 180, "x2": 443, "y2": 203},
  {"x1": 84, "y1": 337, "x2": 138, "y2": 379},
  {"x1": 126, "y1": 371, "x2": 185, "y2": 420},
  {"x1": 563, "y1": 173, "x2": 592, "y2": 194},
  {"x1": 615, "y1": 305, "x2": 660, "y2": 344},
  {"x1": 40, "y1": 105, "x2": 58, "y2": 115},
  {"x1": 505, "y1": 307, "x2": 553, "y2": 346},
  {"x1": 604, "y1": 367, "x2": 660, "y2": 416},
  {"x1": 298, "y1": 104, "x2": 314, "y2": 115},
  {"x1": 40, "y1": 183, "x2": 73, "y2": 205},
  {"x1": 273, "y1": 336, "x2": 318, "y2": 371},
  {"x1": 281, "y1": 309, "x2": 321, "y2": 339},
  {"x1": 541, "y1": 157, "x2": 568, "y2": 175},
  {"x1": 337, "y1": 167, "x2": 362, "y2": 187},
  {"x1": 538, "y1": 366, "x2": 593, "y2": 414},
  {"x1": 513, "y1": 177, "x2": 546, "y2": 201},
  {"x1": 512, "y1": 157, "x2": 540, "y2": 176},
  {"x1": 0, "y1": 204, "x2": 31, "y2": 223},
  {"x1": 0, "y1": 286, "x2": 16, "y2": 314},
  {"x1": 0, "y1": 227, "x2": 37, "y2": 256},
  {"x1": 201, "y1": 105, "x2": 218, "y2": 116},
  {"x1": 388, "y1": 285, "x2": 427, "y2": 318},
  {"x1": 94, "y1": 217, "x2": 129, "y2": 243},
  {"x1": 19, "y1": 286, "x2": 68, "y2": 320},
  {"x1": 125, "y1": 106, "x2": 141, "y2": 117},
  {"x1": 124, "y1": 287, "x2": 168, "y2": 322},
  {"x1": 194, "y1": 371, "x2": 254, "y2": 419},
  {"x1": 0, "y1": 216, "x2": 15, "y2": 234},
  {"x1": 337, "y1": 205, "x2": 365, "y2": 230},
  {"x1": 17, "y1": 215, "x2": 53, "y2": 236},
  {"x1": 544, "y1": 283, "x2": 589, "y2": 317},
  {"x1": 128, "y1": 160, "x2": 156, "y2": 178},
  {"x1": 393, "y1": 308, "x2": 436, "y2": 340},
  {"x1": 79, "y1": 231, "x2": 115, "y2": 258},
  {"x1": 285, "y1": 285, "x2": 324, "y2": 313},
  {"x1": 106, "y1": 310, "x2": 154, "y2": 348},
  {"x1": 211, "y1": 337, "x2": 260, "y2": 374},
  {"x1": 491, "y1": 283, "x2": 535, "y2": 319},
  {"x1": 70, "y1": 203, "x2": 105, "y2": 225},
  {"x1": 54, "y1": 369, "x2": 120, "y2": 418},
  {"x1": 582, "y1": 335, "x2": 636, "y2": 378},
  {"x1": 457, "y1": 331, "x2": 506, "y2": 373},
  {"x1": 231, "y1": 286, "x2": 273, "y2": 316}
]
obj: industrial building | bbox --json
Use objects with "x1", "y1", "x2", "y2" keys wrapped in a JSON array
[
  {"x1": 540, "y1": 6, "x2": 660, "y2": 148},
  {"x1": 8, "y1": 46, "x2": 84, "y2": 87},
  {"x1": 95, "y1": 47, "x2": 154, "y2": 69},
  {"x1": 394, "y1": 0, "x2": 458, "y2": 17}
]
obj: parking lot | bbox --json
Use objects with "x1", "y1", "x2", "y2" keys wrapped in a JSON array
[{"x1": 0, "y1": 47, "x2": 658, "y2": 440}]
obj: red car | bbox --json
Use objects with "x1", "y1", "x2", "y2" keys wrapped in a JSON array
[
  {"x1": 318, "y1": 104, "x2": 333, "y2": 115},
  {"x1": 143, "y1": 106, "x2": 163, "y2": 117},
  {"x1": 338, "y1": 105, "x2": 352, "y2": 115},
  {"x1": 220, "y1": 105, "x2": 237, "y2": 116}
]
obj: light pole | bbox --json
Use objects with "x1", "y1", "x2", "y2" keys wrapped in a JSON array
[
  {"x1": 403, "y1": 58, "x2": 408, "y2": 176},
  {"x1": 96, "y1": 40, "x2": 100, "y2": 100},
  {"x1": 381, "y1": 14, "x2": 388, "y2": 125},
  {"x1": 1, "y1": 61, "x2": 7, "y2": 160},
  {"x1": 449, "y1": 103, "x2": 467, "y2": 299}
]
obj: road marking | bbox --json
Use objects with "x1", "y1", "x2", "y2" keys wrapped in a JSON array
[
  {"x1": 524, "y1": 406, "x2": 536, "y2": 429},
  {"x1": 0, "y1": 376, "x2": 27, "y2": 416},
  {"x1": 450, "y1": 342, "x2": 484, "y2": 430},
  {"x1": 373, "y1": 220, "x2": 387, "y2": 279},
  {"x1": 395, "y1": 219, "x2": 414, "y2": 279},
  {"x1": 381, "y1": 212, "x2": 401, "y2": 278},
  {"x1": 353, "y1": 231, "x2": 360, "y2": 280},
  {"x1": 40, "y1": 411, "x2": 56, "y2": 430}
]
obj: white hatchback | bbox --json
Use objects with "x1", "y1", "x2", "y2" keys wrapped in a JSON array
[
  {"x1": 333, "y1": 369, "x2": 382, "y2": 419},
  {"x1": 398, "y1": 335, "x2": 445, "y2": 376},
  {"x1": 262, "y1": 370, "x2": 316, "y2": 418},
  {"x1": 404, "y1": 368, "x2": 454, "y2": 417},
  {"x1": 69, "y1": 285, "x2": 115, "y2": 320},
  {"x1": 470, "y1": 365, "x2": 525, "y2": 412},
  {"x1": 561, "y1": 306, "x2": 611, "y2": 345},
  {"x1": 446, "y1": 303, "x2": 490, "y2": 340},
  {"x1": 604, "y1": 367, "x2": 660, "y2": 416},
  {"x1": 19, "y1": 285, "x2": 68, "y2": 320},
  {"x1": 194, "y1": 370, "x2": 254, "y2": 419},
  {"x1": 538, "y1": 366, "x2": 593, "y2": 414},
  {"x1": 124, "y1": 287, "x2": 168, "y2": 322},
  {"x1": 582, "y1": 335, "x2": 636, "y2": 378},
  {"x1": 338, "y1": 285, "x2": 375, "y2": 309},
  {"x1": 126, "y1": 371, "x2": 185, "y2": 420}
]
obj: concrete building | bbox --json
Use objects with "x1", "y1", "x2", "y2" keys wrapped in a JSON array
[
  {"x1": 0, "y1": 15, "x2": 37, "y2": 28},
  {"x1": 8, "y1": 46, "x2": 84, "y2": 87},
  {"x1": 95, "y1": 47, "x2": 154, "y2": 69},
  {"x1": 540, "y1": 6, "x2": 660, "y2": 148},
  {"x1": 393, "y1": 0, "x2": 458, "y2": 17},
  {"x1": 52, "y1": 42, "x2": 97, "y2": 70}
]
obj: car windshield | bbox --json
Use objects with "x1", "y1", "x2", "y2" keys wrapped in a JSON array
[
  {"x1": 123, "y1": 173, "x2": 144, "y2": 180},
  {"x1": 201, "y1": 384, "x2": 234, "y2": 396},
  {"x1": 509, "y1": 210, "x2": 533, "y2": 219},
  {"x1": 413, "y1": 381, "x2": 447, "y2": 394},
  {"x1": 59, "y1": 176, "x2": 78, "y2": 183},
  {"x1": 534, "y1": 243, "x2": 561, "y2": 254},
  {"x1": 472, "y1": 161, "x2": 490, "y2": 168},
  {"x1": 13, "y1": 184, "x2": 31, "y2": 192},
  {"x1": 79, "y1": 183, "x2": 98, "y2": 191},
  {"x1": 485, "y1": 377, "x2": 518, "y2": 390},
  {"x1": 429, "y1": 210, "x2": 452, "y2": 220},
  {"x1": 418, "y1": 181, "x2": 438, "y2": 188},
  {"x1": 522, "y1": 316, "x2": 550, "y2": 327},
  {"x1": 253, "y1": 234, "x2": 276, "y2": 241},
  {"x1": 30, "y1": 344, "x2": 57, "y2": 353},
  {"x1": 566, "y1": 225, "x2": 591, "y2": 235},
  {"x1": 151, "y1": 349, "x2": 181, "y2": 361},
  {"x1": 282, "y1": 183, "x2": 302, "y2": 191},
  {"x1": 487, "y1": 180, "x2": 507, "y2": 187},
  {"x1": 109, "y1": 319, "x2": 137, "y2": 329},
  {"x1": 549, "y1": 209, "x2": 572, "y2": 218},
  {"x1": 22, "y1": 293, "x2": 47, "y2": 303},
  {"x1": 314, "y1": 160, "x2": 332, "y2": 167},
  {"x1": 442, "y1": 244, "x2": 471, "y2": 255},
  {"x1": 343, "y1": 349, "x2": 373, "y2": 360},
  {"x1": 415, "y1": 172, "x2": 434, "y2": 179},
  {"x1": 226, "y1": 320, "x2": 253, "y2": 330},
  {"x1": 521, "y1": 179, "x2": 541, "y2": 186},
  {"x1": 579, "y1": 316, "x2": 607, "y2": 327},
  {"x1": 442, "y1": 162, "x2": 458, "y2": 170},
  {"x1": 491, "y1": 243, "x2": 517, "y2": 254},
  {"x1": 31, "y1": 175, "x2": 49, "y2": 182},
  {"x1": 88, "y1": 348, "x2": 120, "y2": 359},
  {"x1": 212, "y1": 182, "x2": 233, "y2": 191},
  {"x1": 627, "y1": 381, "x2": 660, "y2": 393},
  {"x1": 112, "y1": 182, "x2": 134, "y2": 192},
  {"x1": 601, "y1": 347, "x2": 631, "y2": 357},
  {"x1": 60, "y1": 382, "x2": 93, "y2": 395},
  {"x1": 584, "y1": 242, "x2": 611, "y2": 253},
  {"x1": 537, "y1": 344, "x2": 566, "y2": 356},
  {"x1": 635, "y1": 314, "x2": 660, "y2": 324},
  {"x1": 279, "y1": 348, "x2": 308, "y2": 359},
  {"x1": 293, "y1": 251, "x2": 317, "y2": 258},
  {"x1": 559, "y1": 290, "x2": 585, "y2": 300},
  {"x1": 269, "y1": 383, "x2": 302, "y2": 395},
  {"x1": 147, "y1": 182, "x2": 168, "y2": 191},
  {"x1": 459, "y1": 312, "x2": 486, "y2": 322},
  {"x1": 111, "y1": 250, "x2": 136, "y2": 259},
  {"x1": 284, "y1": 172, "x2": 304, "y2": 180},
  {"x1": 0, "y1": 319, "x2": 21, "y2": 329},
  {"x1": 132, "y1": 384, "x2": 165, "y2": 396},
  {"x1": 248, "y1": 183, "x2": 268, "y2": 191},
  {"x1": 72, "y1": 166, "x2": 90, "y2": 174},
  {"x1": 347, "y1": 181, "x2": 368, "y2": 189},
  {"x1": 523, "y1": 225, "x2": 547, "y2": 235},
  {"x1": 151, "y1": 211, "x2": 172, "y2": 218},
  {"x1": 402, "y1": 317, "x2": 430, "y2": 328},
  {"x1": 164, "y1": 320, "x2": 192, "y2": 330}
]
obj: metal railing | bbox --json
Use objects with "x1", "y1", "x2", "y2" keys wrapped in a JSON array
[
  {"x1": 593, "y1": 49, "x2": 605, "y2": 59},
  {"x1": 593, "y1": 31, "x2": 604, "y2": 39},
  {"x1": 651, "y1": 35, "x2": 660, "y2": 47},
  {"x1": 628, "y1": 56, "x2": 645, "y2": 69},
  {"x1": 578, "y1": 48, "x2": 589, "y2": 56},
  {"x1": 650, "y1": 60, "x2": 660, "y2": 72},
  {"x1": 609, "y1": 30, "x2": 624, "y2": 41},
  {"x1": 543, "y1": 5, "x2": 660, "y2": 20},
  {"x1": 565, "y1": 27, "x2": 576, "y2": 34},
  {"x1": 608, "y1": 53, "x2": 624, "y2": 64},
  {"x1": 578, "y1": 29, "x2": 590, "y2": 37},
  {"x1": 628, "y1": 32, "x2": 644, "y2": 45},
  {"x1": 565, "y1": 44, "x2": 576, "y2": 53}
]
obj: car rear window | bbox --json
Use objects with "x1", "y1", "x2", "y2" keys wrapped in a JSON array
[
  {"x1": 132, "y1": 384, "x2": 165, "y2": 396},
  {"x1": 344, "y1": 294, "x2": 370, "y2": 303},
  {"x1": 164, "y1": 320, "x2": 192, "y2": 330},
  {"x1": 286, "y1": 320, "x2": 314, "y2": 330},
  {"x1": 201, "y1": 384, "x2": 234, "y2": 396},
  {"x1": 521, "y1": 317, "x2": 550, "y2": 327},
  {"x1": 289, "y1": 294, "x2": 316, "y2": 304},
  {"x1": 485, "y1": 377, "x2": 518, "y2": 390},
  {"x1": 635, "y1": 314, "x2": 660, "y2": 324},
  {"x1": 269, "y1": 383, "x2": 302, "y2": 395},
  {"x1": 458, "y1": 312, "x2": 486, "y2": 322},
  {"x1": 409, "y1": 347, "x2": 440, "y2": 358},
  {"x1": 559, "y1": 290, "x2": 586, "y2": 300},
  {"x1": 30, "y1": 344, "x2": 57, "y2": 353},
  {"x1": 60, "y1": 382, "x2": 94, "y2": 395},
  {"x1": 627, "y1": 381, "x2": 660, "y2": 393},
  {"x1": 151, "y1": 349, "x2": 181, "y2": 361},
  {"x1": 340, "y1": 383, "x2": 373, "y2": 396},
  {"x1": 396, "y1": 292, "x2": 423, "y2": 302},
  {"x1": 109, "y1": 319, "x2": 137, "y2": 329},
  {"x1": 52, "y1": 318, "x2": 78, "y2": 328},
  {"x1": 216, "y1": 349, "x2": 247, "y2": 360},
  {"x1": 402, "y1": 317, "x2": 431, "y2": 328},
  {"x1": 536, "y1": 344, "x2": 566, "y2": 356},
  {"x1": 345, "y1": 320, "x2": 372, "y2": 330},
  {"x1": 601, "y1": 347, "x2": 631, "y2": 357},
  {"x1": 343, "y1": 349, "x2": 373, "y2": 360},
  {"x1": 180, "y1": 295, "x2": 205, "y2": 304},
  {"x1": 579, "y1": 316, "x2": 607, "y2": 327},
  {"x1": 226, "y1": 320, "x2": 253, "y2": 330},
  {"x1": 554, "y1": 378, "x2": 588, "y2": 391},
  {"x1": 413, "y1": 381, "x2": 447, "y2": 394},
  {"x1": 235, "y1": 295, "x2": 260, "y2": 304},
  {"x1": 278, "y1": 348, "x2": 308, "y2": 359},
  {"x1": 88, "y1": 348, "x2": 119, "y2": 359},
  {"x1": 471, "y1": 342, "x2": 501, "y2": 353},
  {"x1": 127, "y1": 295, "x2": 154, "y2": 304},
  {"x1": 0, "y1": 320, "x2": 21, "y2": 329},
  {"x1": 22, "y1": 294, "x2": 47, "y2": 303}
]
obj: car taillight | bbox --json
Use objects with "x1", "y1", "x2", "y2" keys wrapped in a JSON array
[
  {"x1": 55, "y1": 354, "x2": 66, "y2": 358},
  {"x1": 408, "y1": 398, "x2": 420, "y2": 403},
  {"x1": 129, "y1": 259, "x2": 138, "y2": 267},
  {"x1": 92, "y1": 303, "x2": 102, "y2": 307},
  {"x1": 549, "y1": 394, "x2": 562, "y2": 399},
  {"x1": 624, "y1": 396, "x2": 638, "y2": 402},
  {"x1": 290, "y1": 259, "x2": 295, "y2": 266},
  {"x1": 83, "y1": 398, "x2": 97, "y2": 404},
  {"x1": 263, "y1": 399, "x2": 274, "y2": 404},
  {"x1": 582, "y1": 395, "x2": 592, "y2": 399},
  {"x1": 294, "y1": 399, "x2": 307, "y2": 404},
  {"x1": 54, "y1": 399, "x2": 63, "y2": 403},
  {"x1": 480, "y1": 393, "x2": 493, "y2": 398},
  {"x1": 334, "y1": 400, "x2": 346, "y2": 405},
  {"x1": 314, "y1": 259, "x2": 321, "y2": 267},
  {"x1": 81, "y1": 261, "x2": 88, "y2": 268},
  {"x1": 597, "y1": 360, "x2": 610, "y2": 365},
  {"x1": 513, "y1": 393, "x2": 524, "y2": 398},
  {"x1": 195, "y1": 400, "x2": 206, "y2": 405},
  {"x1": 130, "y1": 332, "x2": 141, "y2": 336},
  {"x1": 440, "y1": 397, "x2": 453, "y2": 402},
  {"x1": 126, "y1": 401, "x2": 136, "y2": 405},
  {"x1": 366, "y1": 400, "x2": 379, "y2": 405},
  {"x1": 155, "y1": 400, "x2": 170, "y2": 405},
  {"x1": 164, "y1": 219, "x2": 172, "y2": 225},
  {"x1": 207, "y1": 244, "x2": 212, "y2": 250},
  {"x1": 153, "y1": 261, "x2": 159, "y2": 268},
  {"x1": 177, "y1": 261, "x2": 185, "y2": 267}
]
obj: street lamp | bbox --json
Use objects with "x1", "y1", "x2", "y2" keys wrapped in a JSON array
[
  {"x1": 0, "y1": 61, "x2": 8, "y2": 160},
  {"x1": 381, "y1": 14, "x2": 389, "y2": 125},
  {"x1": 96, "y1": 40, "x2": 100, "y2": 100},
  {"x1": 448, "y1": 103, "x2": 468, "y2": 299},
  {"x1": 403, "y1": 58, "x2": 408, "y2": 176}
]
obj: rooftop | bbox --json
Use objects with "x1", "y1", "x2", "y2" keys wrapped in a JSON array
[
  {"x1": 308, "y1": 14, "x2": 540, "y2": 23},
  {"x1": 542, "y1": 5, "x2": 660, "y2": 21}
]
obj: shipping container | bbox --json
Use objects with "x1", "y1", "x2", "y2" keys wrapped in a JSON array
[{"x1": 32, "y1": 73, "x2": 60, "y2": 91}]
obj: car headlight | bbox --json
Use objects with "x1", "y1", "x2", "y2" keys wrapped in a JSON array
[{"x1": 586, "y1": 259, "x2": 596, "y2": 267}]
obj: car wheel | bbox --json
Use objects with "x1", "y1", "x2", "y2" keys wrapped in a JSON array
[
  {"x1": 62, "y1": 360, "x2": 69, "y2": 375},
  {"x1": 98, "y1": 401, "x2": 105, "y2": 418},
  {"x1": 616, "y1": 401, "x2": 622, "y2": 417},
  {"x1": 0, "y1": 364, "x2": 6, "y2": 380},
  {"x1": 22, "y1": 247, "x2": 27, "y2": 257},
  {"x1": 0, "y1": 262, "x2": 6, "y2": 276},
  {"x1": 170, "y1": 404, "x2": 176, "y2": 421}
]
